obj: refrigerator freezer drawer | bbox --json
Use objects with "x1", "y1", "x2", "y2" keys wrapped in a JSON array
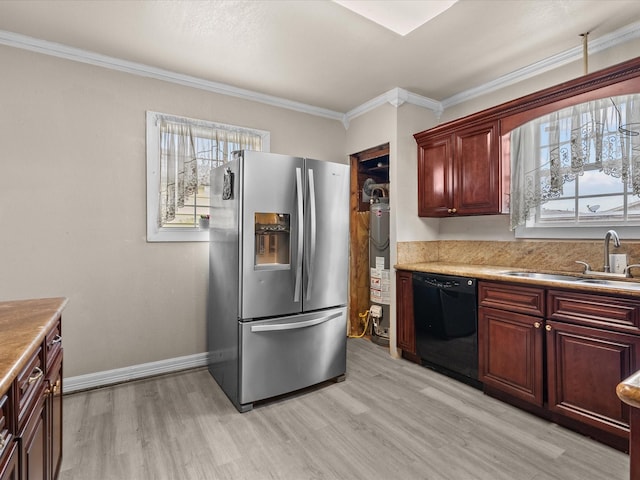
[{"x1": 239, "y1": 307, "x2": 347, "y2": 406}]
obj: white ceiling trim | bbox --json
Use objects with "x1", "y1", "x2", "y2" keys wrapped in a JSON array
[
  {"x1": 442, "y1": 20, "x2": 640, "y2": 109},
  {"x1": 0, "y1": 22, "x2": 639, "y2": 130},
  {"x1": 0, "y1": 30, "x2": 344, "y2": 122},
  {"x1": 341, "y1": 87, "x2": 443, "y2": 128}
]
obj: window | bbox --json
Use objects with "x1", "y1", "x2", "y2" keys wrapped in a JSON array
[
  {"x1": 510, "y1": 94, "x2": 640, "y2": 239},
  {"x1": 146, "y1": 112, "x2": 270, "y2": 241}
]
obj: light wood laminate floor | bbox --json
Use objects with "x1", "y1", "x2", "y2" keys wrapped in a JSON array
[{"x1": 59, "y1": 338, "x2": 629, "y2": 480}]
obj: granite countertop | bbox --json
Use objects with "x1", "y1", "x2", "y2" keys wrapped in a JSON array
[
  {"x1": 0, "y1": 297, "x2": 68, "y2": 395},
  {"x1": 617, "y1": 370, "x2": 640, "y2": 409},
  {"x1": 395, "y1": 262, "x2": 640, "y2": 297}
]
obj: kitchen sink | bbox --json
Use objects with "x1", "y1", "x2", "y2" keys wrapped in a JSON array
[
  {"x1": 576, "y1": 279, "x2": 640, "y2": 290},
  {"x1": 502, "y1": 272, "x2": 581, "y2": 281}
]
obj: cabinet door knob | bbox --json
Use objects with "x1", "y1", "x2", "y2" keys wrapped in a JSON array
[
  {"x1": 534, "y1": 321, "x2": 541, "y2": 328},
  {"x1": 545, "y1": 325, "x2": 552, "y2": 331}
]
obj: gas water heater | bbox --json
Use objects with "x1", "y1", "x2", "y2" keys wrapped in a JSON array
[{"x1": 369, "y1": 198, "x2": 390, "y2": 346}]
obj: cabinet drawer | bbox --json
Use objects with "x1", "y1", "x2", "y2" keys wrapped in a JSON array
[
  {"x1": 548, "y1": 290, "x2": 640, "y2": 334},
  {"x1": 479, "y1": 281, "x2": 545, "y2": 317},
  {"x1": 16, "y1": 347, "x2": 44, "y2": 432},
  {"x1": 0, "y1": 439, "x2": 17, "y2": 480},
  {"x1": 239, "y1": 308, "x2": 347, "y2": 406},
  {"x1": 45, "y1": 318, "x2": 62, "y2": 371},
  {"x1": 0, "y1": 392, "x2": 12, "y2": 460}
]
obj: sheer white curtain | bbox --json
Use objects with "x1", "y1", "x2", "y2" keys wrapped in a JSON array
[
  {"x1": 509, "y1": 94, "x2": 640, "y2": 229},
  {"x1": 158, "y1": 117, "x2": 263, "y2": 226}
]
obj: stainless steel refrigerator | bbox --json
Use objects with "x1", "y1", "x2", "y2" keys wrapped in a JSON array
[{"x1": 207, "y1": 150, "x2": 350, "y2": 412}]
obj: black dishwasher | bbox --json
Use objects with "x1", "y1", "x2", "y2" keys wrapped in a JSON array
[{"x1": 413, "y1": 272, "x2": 480, "y2": 389}]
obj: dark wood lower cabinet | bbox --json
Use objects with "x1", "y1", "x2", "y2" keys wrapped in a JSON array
[
  {"x1": 20, "y1": 393, "x2": 46, "y2": 480},
  {"x1": 16, "y1": 317, "x2": 63, "y2": 480},
  {"x1": 0, "y1": 299, "x2": 66, "y2": 480},
  {"x1": 0, "y1": 442, "x2": 18, "y2": 480},
  {"x1": 396, "y1": 270, "x2": 417, "y2": 358},
  {"x1": 478, "y1": 306, "x2": 544, "y2": 406},
  {"x1": 547, "y1": 320, "x2": 640, "y2": 439},
  {"x1": 479, "y1": 280, "x2": 640, "y2": 450},
  {"x1": 46, "y1": 355, "x2": 62, "y2": 480}
]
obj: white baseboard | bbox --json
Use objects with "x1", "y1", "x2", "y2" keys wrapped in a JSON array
[{"x1": 64, "y1": 352, "x2": 209, "y2": 394}]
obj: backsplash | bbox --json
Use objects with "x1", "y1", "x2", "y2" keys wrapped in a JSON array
[{"x1": 397, "y1": 240, "x2": 640, "y2": 275}]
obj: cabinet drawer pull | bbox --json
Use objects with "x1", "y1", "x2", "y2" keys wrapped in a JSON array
[
  {"x1": 50, "y1": 334, "x2": 62, "y2": 346},
  {"x1": 0, "y1": 434, "x2": 6, "y2": 451},
  {"x1": 534, "y1": 321, "x2": 541, "y2": 328},
  {"x1": 28, "y1": 367, "x2": 43, "y2": 384},
  {"x1": 545, "y1": 325, "x2": 552, "y2": 332}
]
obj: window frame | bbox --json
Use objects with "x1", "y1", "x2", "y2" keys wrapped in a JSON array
[
  {"x1": 512, "y1": 94, "x2": 640, "y2": 240},
  {"x1": 146, "y1": 111, "x2": 270, "y2": 242}
]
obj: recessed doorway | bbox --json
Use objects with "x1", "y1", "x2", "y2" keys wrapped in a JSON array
[{"x1": 348, "y1": 143, "x2": 390, "y2": 342}]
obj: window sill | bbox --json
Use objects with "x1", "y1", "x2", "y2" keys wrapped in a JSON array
[
  {"x1": 146, "y1": 228, "x2": 209, "y2": 242},
  {"x1": 515, "y1": 225, "x2": 640, "y2": 240}
]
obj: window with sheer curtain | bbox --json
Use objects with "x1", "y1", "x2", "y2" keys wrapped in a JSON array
[
  {"x1": 146, "y1": 112, "x2": 270, "y2": 242},
  {"x1": 510, "y1": 94, "x2": 640, "y2": 238}
]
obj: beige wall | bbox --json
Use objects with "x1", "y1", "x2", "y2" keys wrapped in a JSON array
[
  {"x1": 3, "y1": 35, "x2": 639, "y2": 379},
  {"x1": 0, "y1": 45, "x2": 346, "y2": 377}
]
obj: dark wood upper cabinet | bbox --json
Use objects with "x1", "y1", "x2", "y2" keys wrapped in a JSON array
[
  {"x1": 417, "y1": 120, "x2": 500, "y2": 217},
  {"x1": 454, "y1": 121, "x2": 500, "y2": 214},
  {"x1": 417, "y1": 134, "x2": 451, "y2": 217},
  {"x1": 414, "y1": 56, "x2": 640, "y2": 218}
]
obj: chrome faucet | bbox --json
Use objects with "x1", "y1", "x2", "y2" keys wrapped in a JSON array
[{"x1": 603, "y1": 229, "x2": 621, "y2": 273}]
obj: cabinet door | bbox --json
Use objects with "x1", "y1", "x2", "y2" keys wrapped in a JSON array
[
  {"x1": 20, "y1": 393, "x2": 46, "y2": 480},
  {"x1": 417, "y1": 135, "x2": 453, "y2": 217},
  {"x1": 546, "y1": 320, "x2": 640, "y2": 439},
  {"x1": 396, "y1": 271, "x2": 416, "y2": 354},
  {"x1": 453, "y1": 121, "x2": 501, "y2": 215},
  {"x1": 478, "y1": 306, "x2": 544, "y2": 406},
  {"x1": 0, "y1": 442, "x2": 18, "y2": 480},
  {"x1": 46, "y1": 354, "x2": 62, "y2": 480}
]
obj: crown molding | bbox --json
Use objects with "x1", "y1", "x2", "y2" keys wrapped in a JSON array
[
  {"x1": 342, "y1": 88, "x2": 443, "y2": 128},
  {"x1": 1, "y1": 20, "x2": 639, "y2": 130},
  {"x1": 0, "y1": 30, "x2": 344, "y2": 122},
  {"x1": 441, "y1": 20, "x2": 640, "y2": 109}
]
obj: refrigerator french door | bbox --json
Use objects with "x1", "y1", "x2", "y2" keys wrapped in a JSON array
[{"x1": 208, "y1": 151, "x2": 349, "y2": 412}]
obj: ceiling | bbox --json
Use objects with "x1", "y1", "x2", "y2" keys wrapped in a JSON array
[{"x1": 1, "y1": 0, "x2": 640, "y2": 116}]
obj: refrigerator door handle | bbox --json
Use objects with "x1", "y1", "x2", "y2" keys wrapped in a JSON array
[
  {"x1": 250, "y1": 311, "x2": 342, "y2": 332},
  {"x1": 305, "y1": 168, "x2": 317, "y2": 301},
  {"x1": 294, "y1": 167, "x2": 304, "y2": 302}
]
